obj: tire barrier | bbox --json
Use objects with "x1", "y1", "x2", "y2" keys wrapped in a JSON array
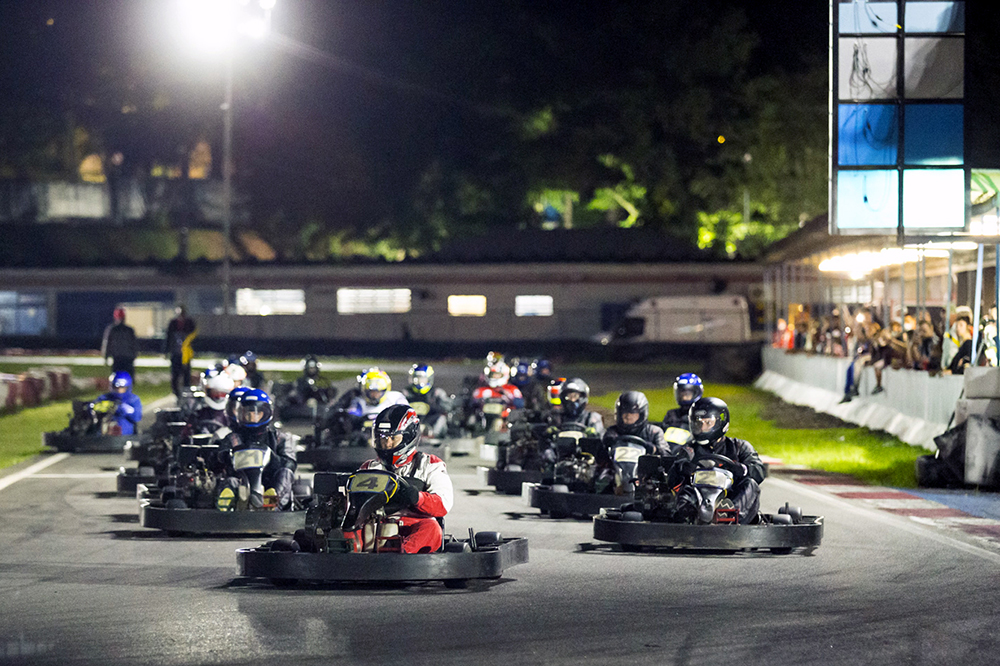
[{"x1": 0, "y1": 366, "x2": 74, "y2": 413}]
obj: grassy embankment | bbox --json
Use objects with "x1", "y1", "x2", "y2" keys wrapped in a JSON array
[{"x1": 590, "y1": 383, "x2": 924, "y2": 488}]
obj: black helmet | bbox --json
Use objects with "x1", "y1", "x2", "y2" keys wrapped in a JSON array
[
  {"x1": 614, "y1": 391, "x2": 649, "y2": 435},
  {"x1": 303, "y1": 355, "x2": 320, "y2": 377},
  {"x1": 689, "y1": 396, "x2": 730, "y2": 446},
  {"x1": 372, "y1": 404, "x2": 421, "y2": 469},
  {"x1": 560, "y1": 378, "x2": 590, "y2": 421}
]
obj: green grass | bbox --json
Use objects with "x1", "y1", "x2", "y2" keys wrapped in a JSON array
[{"x1": 591, "y1": 384, "x2": 923, "y2": 488}]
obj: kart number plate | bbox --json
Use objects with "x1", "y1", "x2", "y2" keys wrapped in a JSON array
[
  {"x1": 664, "y1": 427, "x2": 691, "y2": 445},
  {"x1": 692, "y1": 468, "x2": 733, "y2": 488},
  {"x1": 347, "y1": 472, "x2": 395, "y2": 494},
  {"x1": 613, "y1": 446, "x2": 642, "y2": 463},
  {"x1": 483, "y1": 403, "x2": 504, "y2": 415},
  {"x1": 233, "y1": 448, "x2": 268, "y2": 470},
  {"x1": 410, "y1": 402, "x2": 431, "y2": 415}
]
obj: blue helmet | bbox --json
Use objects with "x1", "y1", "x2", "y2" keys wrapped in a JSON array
[
  {"x1": 110, "y1": 371, "x2": 132, "y2": 391},
  {"x1": 673, "y1": 373, "x2": 703, "y2": 408},
  {"x1": 532, "y1": 359, "x2": 553, "y2": 379},
  {"x1": 233, "y1": 388, "x2": 273, "y2": 429},
  {"x1": 510, "y1": 361, "x2": 532, "y2": 388},
  {"x1": 239, "y1": 350, "x2": 257, "y2": 367},
  {"x1": 409, "y1": 364, "x2": 434, "y2": 394}
]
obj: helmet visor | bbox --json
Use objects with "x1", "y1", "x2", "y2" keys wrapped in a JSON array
[
  {"x1": 620, "y1": 411, "x2": 641, "y2": 425},
  {"x1": 374, "y1": 431, "x2": 404, "y2": 450},
  {"x1": 237, "y1": 401, "x2": 272, "y2": 426},
  {"x1": 691, "y1": 412, "x2": 717, "y2": 435}
]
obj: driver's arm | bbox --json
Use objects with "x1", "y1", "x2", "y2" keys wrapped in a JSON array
[
  {"x1": 736, "y1": 440, "x2": 766, "y2": 484},
  {"x1": 647, "y1": 425, "x2": 669, "y2": 456},
  {"x1": 413, "y1": 459, "x2": 453, "y2": 517}
]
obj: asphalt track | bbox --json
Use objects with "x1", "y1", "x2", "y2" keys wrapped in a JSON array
[{"x1": 3, "y1": 367, "x2": 1000, "y2": 664}]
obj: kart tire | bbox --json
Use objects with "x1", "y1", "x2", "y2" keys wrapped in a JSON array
[
  {"x1": 138, "y1": 466, "x2": 155, "y2": 477},
  {"x1": 548, "y1": 510, "x2": 569, "y2": 519},
  {"x1": 443, "y1": 540, "x2": 472, "y2": 553},
  {"x1": 292, "y1": 480, "x2": 312, "y2": 499},
  {"x1": 293, "y1": 529, "x2": 320, "y2": 553},
  {"x1": 621, "y1": 511, "x2": 644, "y2": 522},
  {"x1": 164, "y1": 499, "x2": 187, "y2": 510},
  {"x1": 621, "y1": 544, "x2": 644, "y2": 553},
  {"x1": 778, "y1": 503, "x2": 803, "y2": 524},
  {"x1": 444, "y1": 579, "x2": 468, "y2": 589},
  {"x1": 160, "y1": 485, "x2": 177, "y2": 502},
  {"x1": 770, "y1": 547, "x2": 793, "y2": 555},
  {"x1": 474, "y1": 531, "x2": 503, "y2": 549},
  {"x1": 270, "y1": 578, "x2": 299, "y2": 587},
  {"x1": 550, "y1": 484, "x2": 570, "y2": 494}
]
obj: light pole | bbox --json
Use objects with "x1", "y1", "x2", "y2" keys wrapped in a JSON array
[{"x1": 176, "y1": 0, "x2": 274, "y2": 315}]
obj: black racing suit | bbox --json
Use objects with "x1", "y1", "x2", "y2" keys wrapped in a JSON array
[
  {"x1": 555, "y1": 410, "x2": 606, "y2": 438},
  {"x1": 682, "y1": 436, "x2": 765, "y2": 524},
  {"x1": 217, "y1": 426, "x2": 297, "y2": 510},
  {"x1": 602, "y1": 422, "x2": 669, "y2": 456},
  {"x1": 660, "y1": 407, "x2": 693, "y2": 447}
]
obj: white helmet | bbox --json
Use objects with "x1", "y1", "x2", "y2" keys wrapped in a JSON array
[
  {"x1": 224, "y1": 363, "x2": 247, "y2": 386},
  {"x1": 204, "y1": 372, "x2": 236, "y2": 410},
  {"x1": 486, "y1": 361, "x2": 510, "y2": 388}
]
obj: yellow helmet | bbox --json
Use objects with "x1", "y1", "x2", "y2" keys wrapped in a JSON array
[{"x1": 362, "y1": 369, "x2": 392, "y2": 405}]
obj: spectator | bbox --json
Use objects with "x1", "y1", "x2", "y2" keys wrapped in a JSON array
[
  {"x1": 101, "y1": 307, "x2": 137, "y2": 379},
  {"x1": 945, "y1": 315, "x2": 974, "y2": 375},
  {"x1": 840, "y1": 322, "x2": 875, "y2": 403},
  {"x1": 908, "y1": 318, "x2": 941, "y2": 372},
  {"x1": 164, "y1": 305, "x2": 197, "y2": 398}
]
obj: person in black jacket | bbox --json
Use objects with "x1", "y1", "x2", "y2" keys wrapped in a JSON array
[
  {"x1": 681, "y1": 396, "x2": 765, "y2": 524},
  {"x1": 602, "y1": 391, "x2": 667, "y2": 455},
  {"x1": 164, "y1": 306, "x2": 196, "y2": 398},
  {"x1": 101, "y1": 307, "x2": 137, "y2": 378}
]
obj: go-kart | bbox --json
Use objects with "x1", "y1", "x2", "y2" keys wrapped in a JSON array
[
  {"x1": 236, "y1": 469, "x2": 529, "y2": 587},
  {"x1": 138, "y1": 440, "x2": 311, "y2": 536},
  {"x1": 117, "y1": 409, "x2": 193, "y2": 496},
  {"x1": 481, "y1": 411, "x2": 552, "y2": 495},
  {"x1": 298, "y1": 411, "x2": 378, "y2": 472},
  {"x1": 592, "y1": 453, "x2": 823, "y2": 553},
  {"x1": 528, "y1": 432, "x2": 651, "y2": 519},
  {"x1": 43, "y1": 398, "x2": 142, "y2": 453},
  {"x1": 272, "y1": 379, "x2": 334, "y2": 423}
]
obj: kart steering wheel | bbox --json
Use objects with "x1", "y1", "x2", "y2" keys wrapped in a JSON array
[
  {"x1": 614, "y1": 435, "x2": 656, "y2": 455},
  {"x1": 694, "y1": 453, "x2": 743, "y2": 477}
]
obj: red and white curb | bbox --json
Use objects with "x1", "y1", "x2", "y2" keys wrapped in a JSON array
[{"x1": 781, "y1": 470, "x2": 1000, "y2": 549}]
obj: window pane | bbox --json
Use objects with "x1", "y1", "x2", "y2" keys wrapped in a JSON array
[
  {"x1": 839, "y1": 104, "x2": 898, "y2": 165},
  {"x1": 235, "y1": 289, "x2": 306, "y2": 316},
  {"x1": 905, "y1": 1, "x2": 964, "y2": 33},
  {"x1": 836, "y1": 169, "x2": 900, "y2": 229},
  {"x1": 903, "y1": 169, "x2": 965, "y2": 228},
  {"x1": 904, "y1": 104, "x2": 963, "y2": 165},
  {"x1": 336, "y1": 288, "x2": 411, "y2": 314},
  {"x1": 839, "y1": 37, "x2": 897, "y2": 100},
  {"x1": 839, "y1": 1, "x2": 898, "y2": 34},
  {"x1": 448, "y1": 295, "x2": 487, "y2": 317},
  {"x1": 905, "y1": 37, "x2": 963, "y2": 98},
  {"x1": 515, "y1": 295, "x2": 554, "y2": 317}
]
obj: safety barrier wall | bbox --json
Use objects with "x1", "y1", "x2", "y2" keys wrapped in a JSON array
[
  {"x1": 0, "y1": 367, "x2": 76, "y2": 413},
  {"x1": 756, "y1": 347, "x2": 965, "y2": 450}
]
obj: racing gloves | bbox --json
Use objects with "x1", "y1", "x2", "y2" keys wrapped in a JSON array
[{"x1": 395, "y1": 478, "x2": 421, "y2": 507}]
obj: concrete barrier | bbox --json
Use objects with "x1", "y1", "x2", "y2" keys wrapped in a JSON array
[{"x1": 756, "y1": 347, "x2": 964, "y2": 450}]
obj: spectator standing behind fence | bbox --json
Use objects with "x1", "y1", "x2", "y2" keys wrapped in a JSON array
[
  {"x1": 908, "y1": 318, "x2": 941, "y2": 372},
  {"x1": 840, "y1": 322, "x2": 875, "y2": 403},
  {"x1": 941, "y1": 306, "x2": 974, "y2": 371},
  {"x1": 944, "y1": 314, "x2": 974, "y2": 375},
  {"x1": 101, "y1": 307, "x2": 137, "y2": 379},
  {"x1": 164, "y1": 306, "x2": 197, "y2": 398}
]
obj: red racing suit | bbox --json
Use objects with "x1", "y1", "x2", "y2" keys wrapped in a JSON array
[{"x1": 356, "y1": 453, "x2": 454, "y2": 553}]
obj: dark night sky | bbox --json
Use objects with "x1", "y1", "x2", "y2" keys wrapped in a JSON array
[{"x1": 0, "y1": 0, "x2": 831, "y2": 238}]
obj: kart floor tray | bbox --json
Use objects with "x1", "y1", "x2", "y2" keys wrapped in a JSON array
[
  {"x1": 43, "y1": 431, "x2": 140, "y2": 453},
  {"x1": 117, "y1": 467, "x2": 159, "y2": 496},
  {"x1": 139, "y1": 503, "x2": 307, "y2": 535},
  {"x1": 593, "y1": 515, "x2": 824, "y2": 551},
  {"x1": 529, "y1": 486, "x2": 633, "y2": 517},
  {"x1": 487, "y1": 468, "x2": 543, "y2": 495},
  {"x1": 236, "y1": 537, "x2": 529, "y2": 583}
]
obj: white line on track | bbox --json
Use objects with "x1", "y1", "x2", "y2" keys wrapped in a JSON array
[
  {"x1": 29, "y1": 473, "x2": 118, "y2": 479},
  {"x1": 769, "y1": 476, "x2": 1000, "y2": 565},
  {"x1": 0, "y1": 453, "x2": 70, "y2": 493}
]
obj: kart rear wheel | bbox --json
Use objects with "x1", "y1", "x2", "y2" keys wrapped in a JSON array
[
  {"x1": 444, "y1": 579, "x2": 468, "y2": 589},
  {"x1": 770, "y1": 547, "x2": 793, "y2": 555}
]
